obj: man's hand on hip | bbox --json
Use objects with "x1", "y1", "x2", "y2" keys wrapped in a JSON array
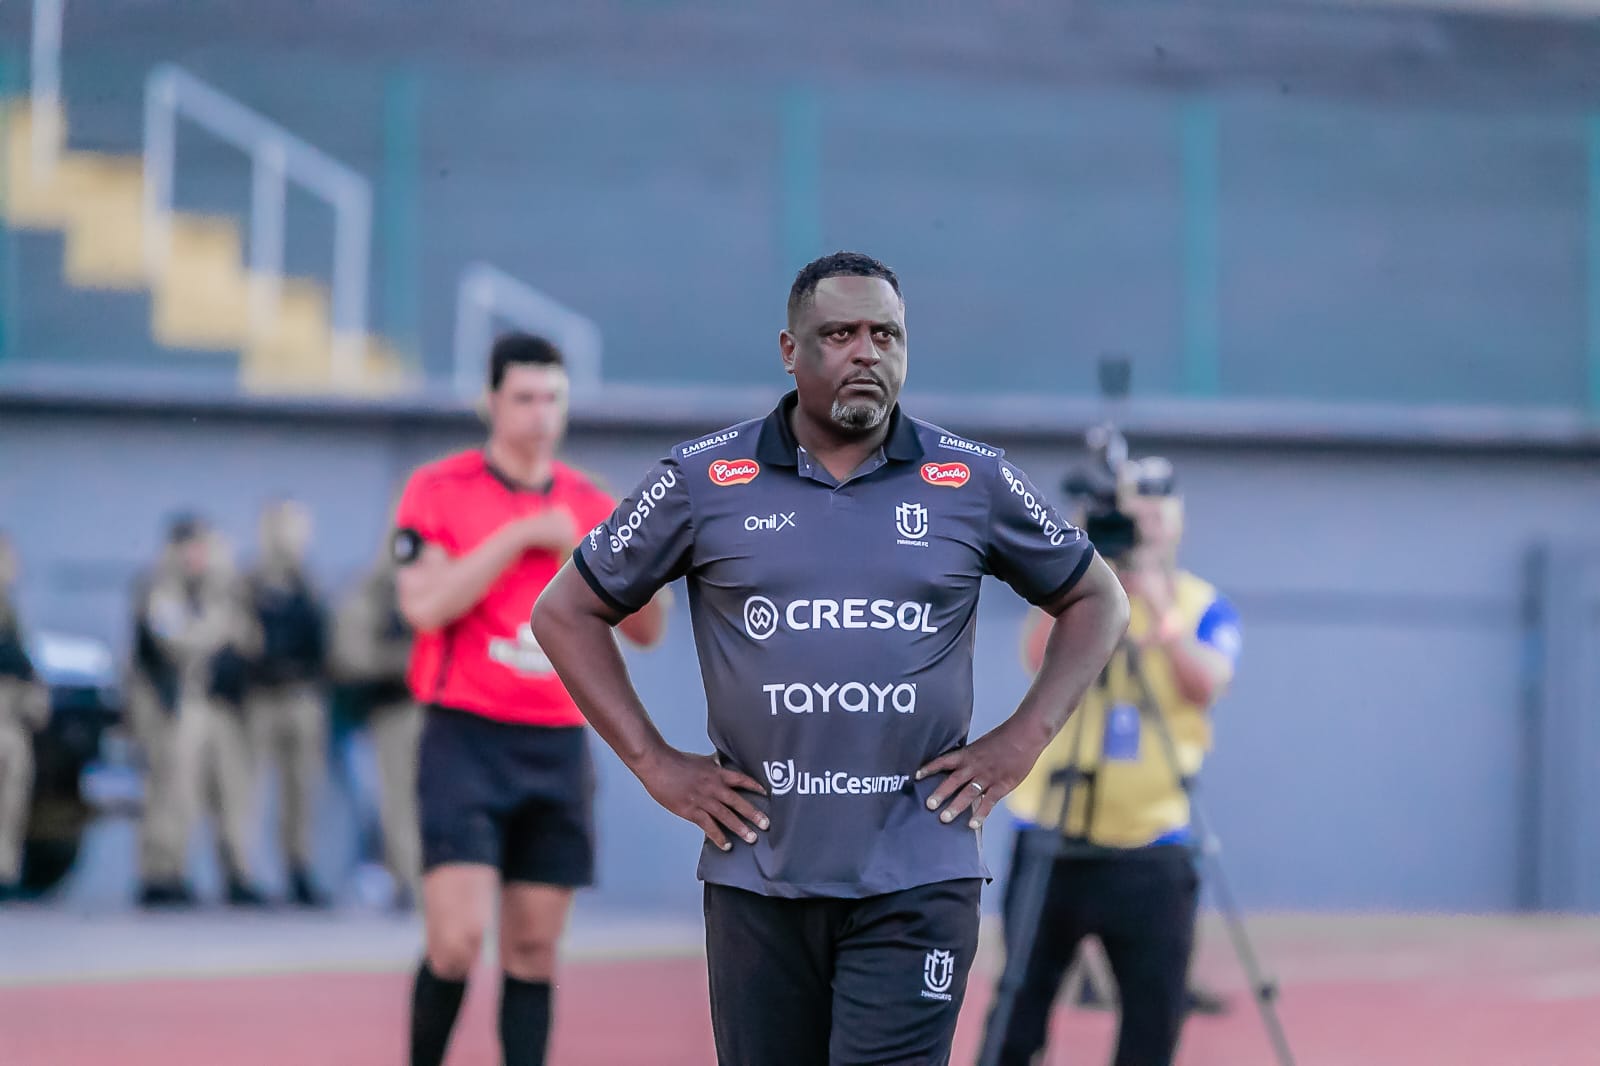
[
  {"x1": 635, "y1": 747, "x2": 769, "y2": 852},
  {"x1": 915, "y1": 720, "x2": 1043, "y2": 830}
]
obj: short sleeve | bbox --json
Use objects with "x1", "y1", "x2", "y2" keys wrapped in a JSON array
[
  {"x1": 573, "y1": 483, "x2": 618, "y2": 543},
  {"x1": 572, "y1": 457, "x2": 694, "y2": 614},
  {"x1": 986, "y1": 460, "x2": 1094, "y2": 606},
  {"x1": 391, "y1": 471, "x2": 453, "y2": 565},
  {"x1": 1195, "y1": 595, "x2": 1242, "y2": 666}
]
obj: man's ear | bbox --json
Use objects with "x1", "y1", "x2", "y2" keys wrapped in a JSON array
[{"x1": 779, "y1": 330, "x2": 797, "y2": 375}]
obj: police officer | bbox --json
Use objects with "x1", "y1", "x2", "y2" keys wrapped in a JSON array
[
  {"x1": 329, "y1": 544, "x2": 421, "y2": 909},
  {"x1": 0, "y1": 533, "x2": 50, "y2": 902},
  {"x1": 534, "y1": 251, "x2": 1131, "y2": 1066},
  {"x1": 244, "y1": 497, "x2": 330, "y2": 907},
  {"x1": 987, "y1": 456, "x2": 1242, "y2": 1066},
  {"x1": 131, "y1": 516, "x2": 268, "y2": 907}
]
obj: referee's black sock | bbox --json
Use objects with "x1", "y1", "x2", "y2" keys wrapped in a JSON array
[
  {"x1": 499, "y1": 973, "x2": 552, "y2": 1066},
  {"x1": 410, "y1": 961, "x2": 467, "y2": 1066}
]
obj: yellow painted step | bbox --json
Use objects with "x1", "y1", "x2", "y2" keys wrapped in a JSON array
[
  {"x1": 2, "y1": 101, "x2": 147, "y2": 287},
  {"x1": 349, "y1": 337, "x2": 414, "y2": 396},
  {"x1": 150, "y1": 214, "x2": 250, "y2": 350},
  {"x1": 241, "y1": 277, "x2": 332, "y2": 389},
  {"x1": 60, "y1": 156, "x2": 148, "y2": 289},
  {"x1": 1, "y1": 99, "x2": 69, "y2": 226},
  {"x1": 243, "y1": 322, "x2": 414, "y2": 398}
]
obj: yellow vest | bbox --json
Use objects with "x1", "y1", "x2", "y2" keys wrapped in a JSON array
[{"x1": 1006, "y1": 571, "x2": 1232, "y2": 848}]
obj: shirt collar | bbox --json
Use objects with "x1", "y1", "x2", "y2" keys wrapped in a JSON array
[
  {"x1": 754, "y1": 390, "x2": 923, "y2": 468},
  {"x1": 480, "y1": 452, "x2": 555, "y2": 495}
]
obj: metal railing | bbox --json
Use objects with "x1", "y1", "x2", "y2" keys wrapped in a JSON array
[
  {"x1": 142, "y1": 64, "x2": 372, "y2": 385},
  {"x1": 29, "y1": 0, "x2": 64, "y2": 180},
  {"x1": 452, "y1": 262, "x2": 603, "y2": 399}
]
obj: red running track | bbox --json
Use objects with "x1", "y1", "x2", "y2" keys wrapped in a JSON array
[{"x1": 3, "y1": 953, "x2": 1595, "y2": 1065}]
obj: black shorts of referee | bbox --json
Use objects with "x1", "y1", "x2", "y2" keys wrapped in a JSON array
[{"x1": 418, "y1": 705, "x2": 596, "y2": 886}]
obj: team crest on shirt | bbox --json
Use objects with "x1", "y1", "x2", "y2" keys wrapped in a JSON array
[
  {"x1": 709, "y1": 459, "x2": 760, "y2": 486},
  {"x1": 920, "y1": 462, "x2": 970, "y2": 488},
  {"x1": 894, "y1": 502, "x2": 930, "y2": 548}
]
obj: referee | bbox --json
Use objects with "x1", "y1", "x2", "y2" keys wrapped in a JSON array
[
  {"x1": 395, "y1": 334, "x2": 670, "y2": 1066},
  {"x1": 533, "y1": 252, "x2": 1129, "y2": 1065}
]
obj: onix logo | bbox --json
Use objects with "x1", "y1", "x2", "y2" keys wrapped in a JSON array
[
  {"x1": 764, "y1": 759, "x2": 796, "y2": 796},
  {"x1": 895, "y1": 502, "x2": 928, "y2": 541},
  {"x1": 744, "y1": 596, "x2": 780, "y2": 640},
  {"x1": 923, "y1": 950, "x2": 955, "y2": 1000},
  {"x1": 744, "y1": 512, "x2": 796, "y2": 533}
]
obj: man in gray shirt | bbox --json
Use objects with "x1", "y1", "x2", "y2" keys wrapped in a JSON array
[{"x1": 533, "y1": 251, "x2": 1128, "y2": 1065}]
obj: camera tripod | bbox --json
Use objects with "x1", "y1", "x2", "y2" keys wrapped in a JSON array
[{"x1": 977, "y1": 637, "x2": 1296, "y2": 1066}]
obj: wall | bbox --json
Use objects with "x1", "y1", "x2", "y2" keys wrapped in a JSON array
[
  {"x1": 4, "y1": 397, "x2": 1597, "y2": 915},
  {"x1": 6, "y1": 0, "x2": 1600, "y2": 409}
]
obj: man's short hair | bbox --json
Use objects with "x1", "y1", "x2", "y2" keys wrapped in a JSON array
[
  {"x1": 787, "y1": 251, "x2": 902, "y2": 324},
  {"x1": 489, "y1": 332, "x2": 565, "y2": 391}
]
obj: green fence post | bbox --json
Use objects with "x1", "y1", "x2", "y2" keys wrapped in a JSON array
[
  {"x1": 1587, "y1": 115, "x2": 1600, "y2": 416},
  {"x1": 0, "y1": 52, "x2": 17, "y2": 369},
  {"x1": 1181, "y1": 99, "x2": 1219, "y2": 398},
  {"x1": 779, "y1": 86, "x2": 821, "y2": 274}
]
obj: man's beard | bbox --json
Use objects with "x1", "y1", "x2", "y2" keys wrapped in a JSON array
[{"x1": 830, "y1": 397, "x2": 888, "y2": 432}]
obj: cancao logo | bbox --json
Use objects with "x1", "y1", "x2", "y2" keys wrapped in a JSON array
[
  {"x1": 709, "y1": 459, "x2": 761, "y2": 486},
  {"x1": 920, "y1": 462, "x2": 970, "y2": 488}
]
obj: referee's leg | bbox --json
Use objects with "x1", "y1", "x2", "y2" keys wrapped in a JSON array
[
  {"x1": 411, "y1": 708, "x2": 503, "y2": 1066},
  {"x1": 414, "y1": 865, "x2": 496, "y2": 1065},
  {"x1": 495, "y1": 725, "x2": 596, "y2": 1066}
]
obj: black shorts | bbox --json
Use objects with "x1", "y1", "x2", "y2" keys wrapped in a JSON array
[
  {"x1": 417, "y1": 705, "x2": 596, "y2": 887},
  {"x1": 704, "y1": 878, "x2": 982, "y2": 1066}
]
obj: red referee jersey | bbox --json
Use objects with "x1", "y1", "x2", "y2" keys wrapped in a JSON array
[{"x1": 394, "y1": 450, "x2": 614, "y2": 727}]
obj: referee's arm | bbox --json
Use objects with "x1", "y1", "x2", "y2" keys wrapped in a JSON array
[{"x1": 396, "y1": 510, "x2": 572, "y2": 632}]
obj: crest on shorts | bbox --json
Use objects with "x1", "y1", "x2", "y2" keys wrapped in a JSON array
[{"x1": 924, "y1": 949, "x2": 955, "y2": 995}]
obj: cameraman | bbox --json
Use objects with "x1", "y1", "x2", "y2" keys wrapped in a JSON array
[{"x1": 984, "y1": 457, "x2": 1241, "y2": 1066}]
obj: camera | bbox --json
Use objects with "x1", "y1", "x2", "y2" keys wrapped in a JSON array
[
  {"x1": 1061, "y1": 355, "x2": 1178, "y2": 565},
  {"x1": 1062, "y1": 424, "x2": 1138, "y2": 562}
]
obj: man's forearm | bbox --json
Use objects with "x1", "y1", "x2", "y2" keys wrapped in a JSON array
[
  {"x1": 1156, "y1": 631, "x2": 1229, "y2": 705},
  {"x1": 1007, "y1": 584, "x2": 1128, "y2": 749},
  {"x1": 407, "y1": 526, "x2": 525, "y2": 631},
  {"x1": 532, "y1": 600, "x2": 667, "y2": 772}
]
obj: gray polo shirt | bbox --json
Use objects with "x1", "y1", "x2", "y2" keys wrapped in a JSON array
[{"x1": 573, "y1": 392, "x2": 1093, "y2": 899}]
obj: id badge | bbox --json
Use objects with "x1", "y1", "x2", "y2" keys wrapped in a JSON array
[{"x1": 1102, "y1": 703, "x2": 1141, "y2": 762}]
